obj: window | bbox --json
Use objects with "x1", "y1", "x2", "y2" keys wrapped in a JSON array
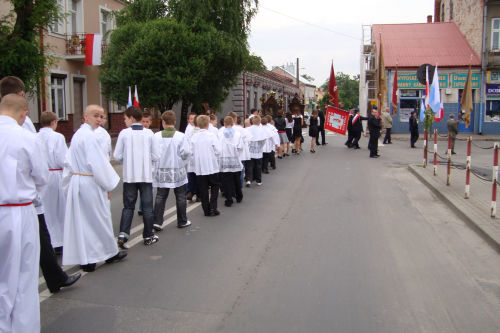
[
  {"x1": 449, "y1": 1, "x2": 453, "y2": 20},
  {"x1": 100, "y1": 8, "x2": 114, "y2": 41},
  {"x1": 254, "y1": 91, "x2": 258, "y2": 108},
  {"x1": 492, "y1": 19, "x2": 500, "y2": 51},
  {"x1": 441, "y1": 3, "x2": 445, "y2": 21},
  {"x1": 51, "y1": 0, "x2": 65, "y2": 33},
  {"x1": 67, "y1": 0, "x2": 82, "y2": 35},
  {"x1": 246, "y1": 90, "x2": 250, "y2": 113},
  {"x1": 51, "y1": 75, "x2": 67, "y2": 119}
]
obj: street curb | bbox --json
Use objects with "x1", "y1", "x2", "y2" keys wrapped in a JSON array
[{"x1": 408, "y1": 164, "x2": 500, "y2": 255}]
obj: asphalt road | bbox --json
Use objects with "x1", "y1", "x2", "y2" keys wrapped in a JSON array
[{"x1": 40, "y1": 132, "x2": 500, "y2": 332}]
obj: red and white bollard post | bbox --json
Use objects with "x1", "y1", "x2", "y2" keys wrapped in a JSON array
[
  {"x1": 433, "y1": 129, "x2": 438, "y2": 176},
  {"x1": 465, "y1": 136, "x2": 471, "y2": 198},
  {"x1": 423, "y1": 129, "x2": 427, "y2": 168},
  {"x1": 447, "y1": 134, "x2": 452, "y2": 186},
  {"x1": 492, "y1": 143, "x2": 499, "y2": 218}
]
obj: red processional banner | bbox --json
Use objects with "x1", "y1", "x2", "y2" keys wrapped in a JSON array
[{"x1": 325, "y1": 105, "x2": 349, "y2": 136}]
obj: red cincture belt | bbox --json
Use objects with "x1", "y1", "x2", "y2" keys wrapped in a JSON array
[
  {"x1": 49, "y1": 168, "x2": 62, "y2": 171},
  {"x1": 0, "y1": 202, "x2": 33, "y2": 207}
]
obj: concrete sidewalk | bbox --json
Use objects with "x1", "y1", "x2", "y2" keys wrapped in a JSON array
[{"x1": 409, "y1": 162, "x2": 500, "y2": 253}]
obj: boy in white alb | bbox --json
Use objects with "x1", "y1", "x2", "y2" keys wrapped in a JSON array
[
  {"x1": 37, "y1": 111, "x2": 68, "y2": 250},
  {"x1": 184, "y1": 112, "x2": 198, "y2": 201},
  {"x1": 95, "y1": 111, "x2": 112, "y2": 160},
  {"x1": 114, "y1": 106, "x2": 160, "y2": 247},
  {"x1": 0, "y1": 94, "x2": 48, "y2": 333},
  {"x1": 190, "y1": 115, "x2": 221, "y2": 216},
  {"x1": 219, "y1": 116, "x2": 244, "y2": 207},
  {"x1": 137, "y1": 112, "x2": 154, "y2": 216},
  {"x1": 245, "y1": 115, "x2": 268, "y2": 187},
  {"x1": 63, "y1": 105, "x2": 127, "y2": 272},
  {"x1": 153, "y1": 111, "x2": 191, "y2": 229}
]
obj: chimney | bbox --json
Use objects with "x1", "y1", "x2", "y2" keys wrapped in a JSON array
[
  {"x1": 434, "y1": 0, "x2": 441, "y2": 22},
  {"x1": 427, "y1": 15, "x2": 433, "y2": 23}
]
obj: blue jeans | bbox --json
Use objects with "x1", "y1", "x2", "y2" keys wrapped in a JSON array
[
  {"x1": 154, "y1": 185, "x2": 187, "y2": 226},
  {"x1": 119, "y1": 182, "x2": 154, "y2": 240},
  {"x1": 186, "y1": 172, "x2": 198, "y2": 196}
]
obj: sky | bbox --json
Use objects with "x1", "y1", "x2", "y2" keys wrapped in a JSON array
[{"x1": 248, "y1": 0, "x2": 435, "y2": 87}]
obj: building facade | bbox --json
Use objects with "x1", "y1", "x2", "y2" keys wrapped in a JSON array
[
  {"x1": 1, "y1": 0, "x2": 125, "y2": 140},
  {"x1": 360, "y1": 21, "x2": 484, "y2": 134}
]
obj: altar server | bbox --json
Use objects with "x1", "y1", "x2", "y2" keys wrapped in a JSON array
[
  {"x1": 0, "y1": 94, "x2": 48, "y2": 333},
  {"x1": 37, "y1": 111, "x2": 67, "y2": 249},
  {"x1": 219, "y1": 116, "x2": 244, "y2": 207},
  {"x1": 153, "y1": 111, "x2": 192, "y2": 229},
  {"x1": 63, "y1": 105, "x2": 127, "y2": 272},
  {"x1": 95, "y1": 111, "x2": 112, "y2": 160},
  {"x1": 190, "y1": 115, "x2": 221, "y2": 216},
  {"x1": 114, "y1": 106, "x2": 160, "y2": 247},
  {"x1": 245, "y1": 115, "x2": 268, "y2": 187}
]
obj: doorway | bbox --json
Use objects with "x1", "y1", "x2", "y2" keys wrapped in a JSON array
[{"x1": 73, "y1": 77, "x2": 85, "y2": 130}]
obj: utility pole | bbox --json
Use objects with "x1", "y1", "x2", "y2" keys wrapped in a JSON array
[{"x1": 296, "y1": 58, "x2": 300, "y2": 88}]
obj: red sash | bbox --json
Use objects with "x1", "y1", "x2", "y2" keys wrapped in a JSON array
[
  {"x1": 0, "y1": 202, "x2": 33, "y2": 207},
  {"x1": 352, "y1": 114, "x2": 360, "y2": 125},
  {"x1": 49, "y1": 168, "x2": 62, "y2": 171}
]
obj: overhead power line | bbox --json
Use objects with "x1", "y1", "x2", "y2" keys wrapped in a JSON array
[{"x1": 260, "y1": 6, "x2": 362, "y2": 41}]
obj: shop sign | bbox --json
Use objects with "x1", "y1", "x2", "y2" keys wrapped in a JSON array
[
  {"x1": 487, "y1": 84, "x2": 500, "y2": 95},
  {"x1": 450, "y1": 73, "x2": 480, "y2": 89},
  {"x1": 397, "y1": 73, "x2": 448, "y2": 89}
]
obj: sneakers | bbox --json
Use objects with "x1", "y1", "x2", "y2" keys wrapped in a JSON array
[
  {"x1": 144, "y1": 235, "x2": 159, "y2": 246},
  {"x1": 117, "y1": 235, "x2": 128, "y2": 249},
  {"x1": 246, "y1": 181, "x2": 251, "y2": 187},
  {"x1": 256, "y1": 182, "x2": 262, "y2": 186},
  {"x1": 178, "y1": 220, "x2": 192, "y2": 228},
  {"x1": 153, "y1": 224, "x2": 163, "y2": 232}
]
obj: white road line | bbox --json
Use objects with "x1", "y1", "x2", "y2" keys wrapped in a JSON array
[{"x1": 39, "y1": 202, "x2": 201, "y2": 302}]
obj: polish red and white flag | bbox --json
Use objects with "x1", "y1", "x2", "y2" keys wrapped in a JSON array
[
  {"x1": 133, "y1": 85, "x2": 140, "y2": 108},
  {"x1": 85, "y1": 34, "x2": 103, "y2": 66}
]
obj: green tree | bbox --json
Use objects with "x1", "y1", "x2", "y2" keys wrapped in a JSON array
[
  {"x1": 0, "y1": 0, "x2": 63, "y2": 92},
  {"x1": 320, "y1": 72, "x2": 359, "y2": 110},
  {"x1": 99, "y1": 19, "x2": 215, "y2": 110}
]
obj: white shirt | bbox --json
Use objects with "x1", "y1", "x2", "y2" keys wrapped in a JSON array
[
  {"x1": 190, "y1": 129, "x2": 221, "y2": 175},
  {"x1": 218, "y1": 127, "x2": 243, "y2": 172},
  {"x1": 0, "y1": 115, "x2": 48, "y2": 205},
  {"x1": 153, "y1": 130, "x2": 191, "y2": 188},
  {"x1": 113, "y1": 123, "x2": 160, "y2": 183},
  {"x1": 95, "y1": 126, "x2": 112, "y2": 160},
  {"x1": 285, "y1": 118, "x2": 294, "y2": 129}
]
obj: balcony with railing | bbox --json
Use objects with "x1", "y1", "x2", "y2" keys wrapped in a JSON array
[{"x1": 65, "y1": 33, "x2": 108, "y2": 60}]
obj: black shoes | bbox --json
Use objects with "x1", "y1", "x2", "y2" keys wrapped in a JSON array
[
  {"x1": 224, "y1": 200, "x2": 233, "y2": 207},
  {"x1": 262, "y1": 169, "x2": 269, "y2": 174},
  {"x1": 80, "y1": 263, "x2": 96, "y2": 272},
  {"x1": 105, "y1": 251, "x2": 128, "y2": 264},
  {"x1": 50, "y1": 272, "x2": 82, "y2": 293},
  {"x1": 205, "y1": 210, "x2": 220, "y2": 217}
]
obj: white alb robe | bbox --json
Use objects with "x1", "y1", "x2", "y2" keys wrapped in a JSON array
[
  {"x1": 218, "y1": 127, "x2": 243, "y2": 173},
  {"x1": 37, "y1": 127, "x2": 68, "y2": 247},
  {"x1": 95, "y1": 126, "x2": 112, "y2": 160},
  {"x1": 234, "y1": 125, "x2": 252, "y2": 161},
  {"x1": 186, "y1": 127, "x2": 200, "y2": 173},
  {"x1": 153, "y1": 130, "x2": 191, "y2": 188},
  {"x1": 62, "y1": 123, "x2": 120, "y2": 265},
  {"x1": 113, "y1": 124, "x2": 159, "y2": 183},
  {"x1": 208, "y1": 123, "x2": 219, "y2": 136},
  {"x1": 246, "y1": 125, "x2": 269, "y2": 159},
  {"x1": 0, "y1": 115, "x2": 48, "y2": 333},
  {"x1": 190, "y1": 129, "x2": 221, "y2": 176}
]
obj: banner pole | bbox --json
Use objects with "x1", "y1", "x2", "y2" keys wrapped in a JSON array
[
  {"x1": 492, "y1": 143, "x2": 498, "y2": 218},
  {"x1": 433, "y1": 129, "x2": 437, "y2": 176},
  {"x1": 465, "y1": 136, "x2": 471, "y2": 197}
]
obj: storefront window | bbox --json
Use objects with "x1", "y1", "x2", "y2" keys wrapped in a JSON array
[
  {"x1": 486, "y1": 100, "x2": 500, "y2": 122},
  {"x1": 399, "y1": 90, "x2": 423, "y2": 122}
]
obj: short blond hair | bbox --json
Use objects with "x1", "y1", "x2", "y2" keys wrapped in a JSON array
[
  {"x1": 251, "y1": 115, "x2": 261, "y2": 125},
  {"x1": 40, "y1": 111, "x2": 57, "y2": 127},
  {"x1": 0, "y1": 93, "x2": 28, "y2": 114},
  {"x1": 224, "y1": 116, "x2": 233, "y2": 126},
  {"x1": 85, "y1": 104, "x2": 104, "y2": 115},
  {"x1": 197, "y1": 115, "x2": 210, "y2": 129}
]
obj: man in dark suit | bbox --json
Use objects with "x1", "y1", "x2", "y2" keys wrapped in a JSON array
[
  {"x1": 368, "y1": 107, "x2": 381, "y2": 158},
  {"x1": 409, "y1": 111, "x2": 419, "y2": 148},
  {"x1": 350, "y1": 108, "x2": 368, "y2": 149},
  {"x1": 344, "y1": 108, "x2": 354, "y2": 148},
  {"x1": 315, "y1": 106, "x2": 327, "y2": 145},
  {"x1": 447, "y1": 114, "x2": 458, "y2": 154}
]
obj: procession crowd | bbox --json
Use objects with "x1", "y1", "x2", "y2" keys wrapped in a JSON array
[{"x1": 0, "y1": 74, "x2": 329, "y2": 332}]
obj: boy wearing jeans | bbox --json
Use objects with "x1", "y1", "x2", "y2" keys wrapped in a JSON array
[
  {"x1": 114, "y1": 106, "x2": 160, "y2": 246},
  {"x1": 153, "y1": 111, "x2": 192, "y2": 229}
]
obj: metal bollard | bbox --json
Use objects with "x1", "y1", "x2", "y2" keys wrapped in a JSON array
[
  {"x1": 492, "y1": 143, "x2": 499, "y2": 218},
  {"x1": 465, "y1": 136, "x2": 471, "y2": 198},
  {"x1": 423, "y1": 129, "x2": 427, "y2": 168},
  {"x1": 447, "y1": 134, "x2": 452, "y2": 186},
  {"x1": 433, "y1": 129, "x2": 437, "y2": 176}
]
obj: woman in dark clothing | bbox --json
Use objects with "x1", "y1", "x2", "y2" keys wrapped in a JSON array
[
  {"x1": 308, "y1": 110, "x2": 319, "y2": 153},
  {"x1": 274, "y1": 109, "x2": 288, "y2": 158},
  {"x1": 285, "y1": 112, "x2": 294, "y2": 156},
  {"x1": 292, "y1": 110, "x2": 303, "y2": 155}
]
